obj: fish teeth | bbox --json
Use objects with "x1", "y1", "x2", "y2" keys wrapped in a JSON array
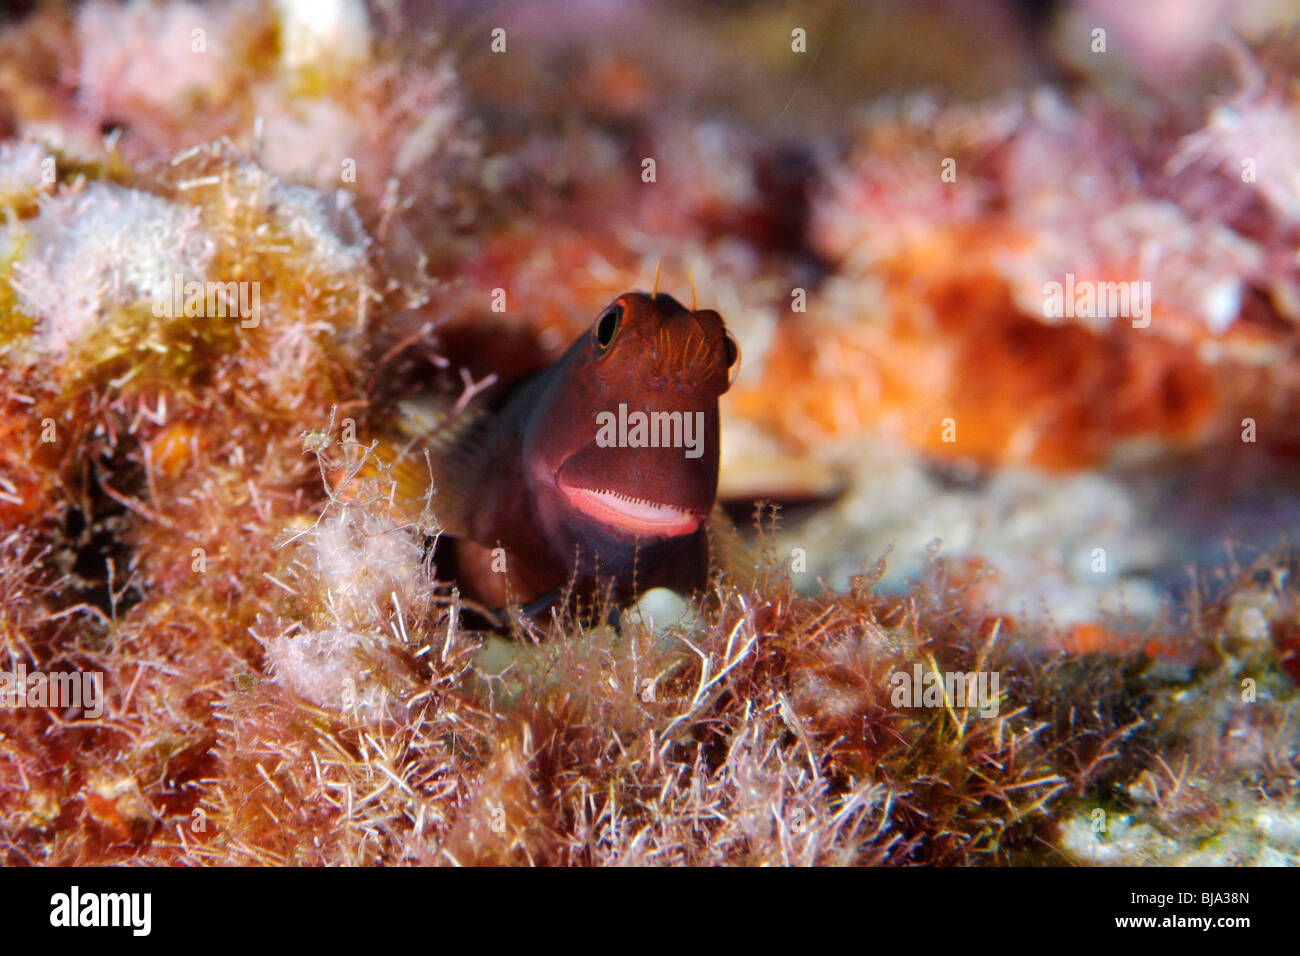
[
  {"x1": 558, "y1": 482, "x2": 701, "y2": 536},
  {"x1": 591, "y1": 488, "x2": 675, "y2": 510},
  {"x1": 585, "y1": 488, "x2": 688, "y2": 516}
]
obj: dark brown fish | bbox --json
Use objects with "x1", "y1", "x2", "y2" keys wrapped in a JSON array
[{"x1": 348, "y1": 290, "x2": 741, "y2": 623}]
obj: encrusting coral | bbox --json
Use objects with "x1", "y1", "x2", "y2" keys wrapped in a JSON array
[
  {"x1": 0, "y1": 0, "x2": 1297, "y2": 866},
  {"x1": 740, "y1": 82, "x2": 1300, "y2": 471}
]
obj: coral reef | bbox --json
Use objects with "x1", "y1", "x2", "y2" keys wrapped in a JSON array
[{"x1": 0, "y1": 0, "x2": 1297, "y2": 866}]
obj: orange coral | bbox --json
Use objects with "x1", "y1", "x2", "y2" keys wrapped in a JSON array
[{"x1": 736, "y1": 215, "x2": 1290, "y2": 469}]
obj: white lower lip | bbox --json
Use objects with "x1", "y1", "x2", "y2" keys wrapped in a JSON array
[{"x1": 559, "y1": 484, "x2": 702, "y2": 537}]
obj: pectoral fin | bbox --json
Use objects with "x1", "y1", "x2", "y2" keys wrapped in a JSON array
[{"x1": 323, "y1": 396, "x2": 499, "y2": 537}]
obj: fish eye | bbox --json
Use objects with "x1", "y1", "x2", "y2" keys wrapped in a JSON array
[
  {"x1": 723, "y1": 330, "x2": 741, "y2": 384},
  {"x1": 595, "y1": 304, "x2": 624, "y2": 351}
]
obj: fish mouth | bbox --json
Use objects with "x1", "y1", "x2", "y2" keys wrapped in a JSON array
[{"x1": 557, "y1": 481, "x2": 703, "y2": 537}]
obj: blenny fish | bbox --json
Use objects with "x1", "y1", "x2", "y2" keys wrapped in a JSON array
[{"x1": 344, "y1": 289, "x2": 741, "y2": 625}]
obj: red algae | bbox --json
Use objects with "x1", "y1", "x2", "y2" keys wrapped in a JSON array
[{"x1": 0, "y1": 0, "x2": 1297, "y2": 869}]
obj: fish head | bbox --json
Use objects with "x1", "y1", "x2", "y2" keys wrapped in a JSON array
[{"x1": 525, "y1": 291, "x2": 741, "y2": 543}]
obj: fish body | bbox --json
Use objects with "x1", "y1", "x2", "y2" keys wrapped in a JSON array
[{"x1": 371, "y1": 291, "x2": 741, "y2": 620}]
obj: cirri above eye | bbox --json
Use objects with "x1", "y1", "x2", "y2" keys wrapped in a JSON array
[{"x1": 595, "y1": 304, "x2": 624, "y2": 350}]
